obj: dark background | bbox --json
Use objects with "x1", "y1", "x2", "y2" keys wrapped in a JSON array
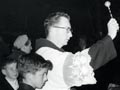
[
  {"x1": 0, "y1": 0, "x2": 120, "y2": 90},
  {"x1": 0, "y1": 0, "x2": 120, "y2": 47},
  {"x1": 0, "y1": 0, "x2": 120, "y2": 42}
]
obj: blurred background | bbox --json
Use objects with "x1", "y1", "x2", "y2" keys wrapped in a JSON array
[{"x1": 0, "y1": 0, "x2": 120, "y2": 90}]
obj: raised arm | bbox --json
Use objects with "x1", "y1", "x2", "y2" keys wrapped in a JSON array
[{"x1": 89, "y1": 18, "x2": 119, "y2": 70}]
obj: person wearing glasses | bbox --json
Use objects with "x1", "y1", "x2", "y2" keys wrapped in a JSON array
[{"x1": 35, "y1": 12, "x2": 119, "y2": 90}]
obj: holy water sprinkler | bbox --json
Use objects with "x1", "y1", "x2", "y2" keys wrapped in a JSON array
[{"x1": 104, "y1": 1, "x2": 113, "y2": 18}]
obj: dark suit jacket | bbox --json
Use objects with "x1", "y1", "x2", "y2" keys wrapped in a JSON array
[
  {"x1": 0, "y1": 76, "x2": 15, "y2": 90},
  {"x1": 18, "y1": 83, "x2": 35, "y2": 90}
]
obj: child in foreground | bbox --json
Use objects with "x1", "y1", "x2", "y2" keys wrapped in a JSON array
[
  {"x1": 17, "y1": 53, "x2": 53, "y2": 90},
  {"x1": 0, "y1": 57, "x2": 19, "y2": 90}
]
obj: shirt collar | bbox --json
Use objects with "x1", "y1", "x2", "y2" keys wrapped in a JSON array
[{"x1": 35, "y1": 38, "x2": 64, "y2": 52}]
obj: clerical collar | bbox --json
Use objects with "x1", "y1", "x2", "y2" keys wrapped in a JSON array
[{"x1": 35, "y1": 38, "x2": 64, "y2": 52}]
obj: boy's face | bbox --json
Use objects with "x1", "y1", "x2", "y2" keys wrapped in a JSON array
[
  {"x1": 2, "y1": 63, "x2": 18, "y2": 80},
  {"x1": 31, "y1": 68, "x2": 48, "y2": 89}
]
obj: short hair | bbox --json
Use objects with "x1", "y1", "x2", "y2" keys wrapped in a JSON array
[
  {"x1": 0, "y1": 57, "x2": 17, "y2": 70},
  {"x1": 44, "y1": 12, "x2": 70, "y2": 36},
  {"x1": 17, "y1": 53, "x2": 53, "y2": 78},
  {"x1": 13, "y1": 34, "x2": 31, "y2": 49}
]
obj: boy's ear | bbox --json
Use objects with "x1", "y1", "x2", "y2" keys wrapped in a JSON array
[
  {"x1": 24, "y1": 73, "x2": 33, "y2": 81},
  {"x1": 1, "y1": 69, "x2": 6, "y2": 75}
]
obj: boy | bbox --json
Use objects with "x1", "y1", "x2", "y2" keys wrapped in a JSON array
[
  {"x1": 17, "y1": 53, "x2": 53, "y2": 90},
  {"x1": 0, "y1": 57, "x2": 19, "y2": 90}
]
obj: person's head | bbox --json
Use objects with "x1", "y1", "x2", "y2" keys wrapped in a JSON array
[
  {"x1": 44, "y1": 12, "x2": 73, "y2": 48},
  {"x1": 1, "y1": 57, "x2": 18, "y2": 81},
  {"x1": 13, "y1": 34, "x2": 32, "y2": 54},
  {"x1": 17, "y1": 53, "x2": 53, "y2": 89}
]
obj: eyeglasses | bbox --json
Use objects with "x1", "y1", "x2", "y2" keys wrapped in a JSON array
[{"x1": 52, "y1": 26, "x2": 73, "y2": 33}]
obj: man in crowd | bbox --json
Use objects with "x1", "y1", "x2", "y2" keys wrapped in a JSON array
[{"x1": 35, "y1": 12, "x2": 119, "y2": 90}]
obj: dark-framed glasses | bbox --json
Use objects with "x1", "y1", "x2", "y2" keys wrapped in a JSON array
[{"x1": 52, "y1": 26, "x2": 73, "y2": 33}]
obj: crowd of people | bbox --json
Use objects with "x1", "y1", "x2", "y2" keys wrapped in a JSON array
[{"x1": 0, "y1": 12, "x2": 119, "y2": 90}]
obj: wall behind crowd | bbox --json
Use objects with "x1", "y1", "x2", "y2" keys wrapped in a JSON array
[
  {"x1": 0, "y1": 0, "x2": 109, "y2": 39},
  {"x1": 0, "y1": 0, "x2": 120, "y2": 47}
]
